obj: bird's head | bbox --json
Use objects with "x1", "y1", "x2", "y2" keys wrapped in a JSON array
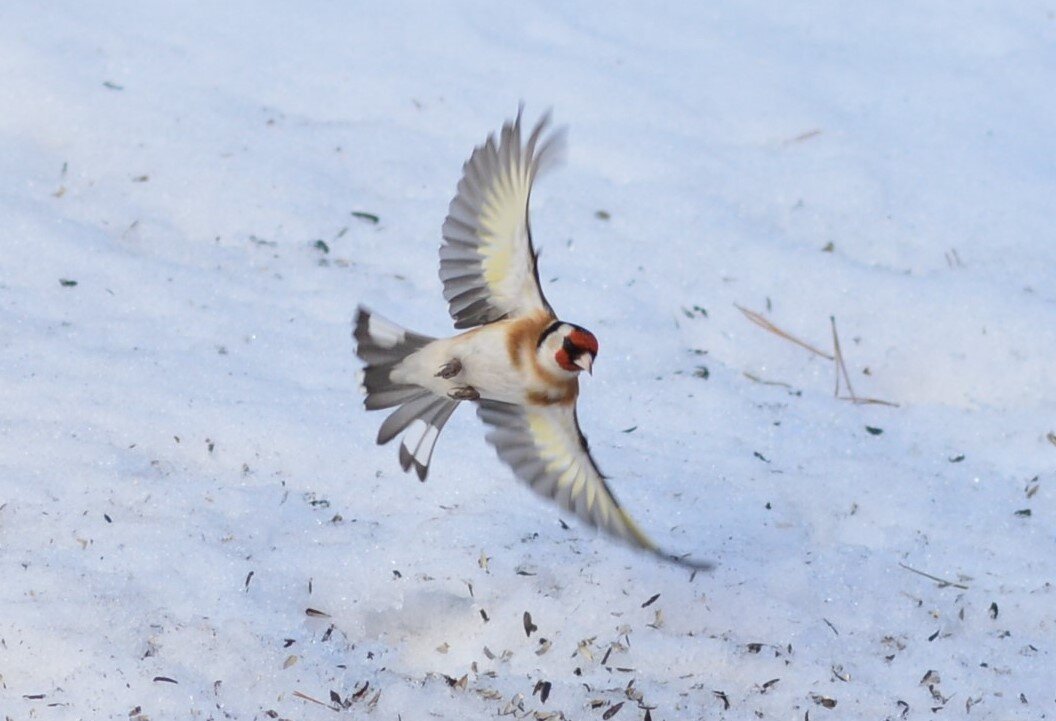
[{"x1": 537, "y1": 320, "x2": 599, "y2": 376}]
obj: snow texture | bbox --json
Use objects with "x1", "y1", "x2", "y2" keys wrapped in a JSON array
[{"x1": 2, "y1": 2, "x2": 1055, "y2": 719}]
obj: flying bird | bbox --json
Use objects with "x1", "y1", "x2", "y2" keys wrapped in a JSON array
[{"x1": 354, "y1": 110, "x2": 709, "y2": 569}]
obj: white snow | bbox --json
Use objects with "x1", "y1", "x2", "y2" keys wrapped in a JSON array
[{"x1": 2, "y1": 1, "x2": 1054, "y2": 719}]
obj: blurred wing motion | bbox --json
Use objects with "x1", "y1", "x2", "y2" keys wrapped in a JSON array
[
  {"x1": 439, "y1": 109, "x2": 566, "y2": 329},
  {"x1": 477, "y1": 400, "x2": 712, "y2": 570}
]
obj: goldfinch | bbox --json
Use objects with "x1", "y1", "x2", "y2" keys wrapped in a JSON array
[{"x1": 355, "y1": 110, "x2": 709, "y2": 569}]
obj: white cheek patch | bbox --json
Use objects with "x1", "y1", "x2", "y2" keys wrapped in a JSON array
[{"x1": 368, "y1": 314, "x2": 407, "y2": 348}]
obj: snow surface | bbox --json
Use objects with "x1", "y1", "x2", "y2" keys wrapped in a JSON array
[{"x1": 2, "y1": 1, "x2": 1055, "y2": 719}]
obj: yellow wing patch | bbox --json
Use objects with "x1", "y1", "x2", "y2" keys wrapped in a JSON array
[
  {"x1": 524, "y1": 406, "x2": 660, "y2": 552},
  {"x1": 477, "y1": 400, "x2": 712, "y2": 569},
  {"x1": 439, "y1": 111, "x2": 565, "y2": 329}
]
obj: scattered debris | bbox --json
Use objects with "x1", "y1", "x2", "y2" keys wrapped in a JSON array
[
  {"x1": 785, "y1": 128, "x2": 822, "y2": 145},
  {"x1": 575, "y1": 637, "x2": 596, "y2": 662},
  {"x1": 59, "y1": 278, "x2": 78, "y2": 287},
  {"x1": 442, "y1": 673, "x2": 468, "y2": 690},
  {"x1": 533, "y1": 679, "x2": 552, "y2": 703},
  {"x1": 152, "y1": 676, "x2": 178, "y2": 684},
  {"x1": 810, "y1": 693, "x2": 837, "y2": 709},
  {"x1": 352, "y1": 211, "x2": 380, "y2": 224},
  {"x1": 865, "y1": 426, "x2": 883, "y2": 436},
  {"x1": 1025, "y1": 477, "x2": 1039, "y2": 498},
  {"x1": 305, "y1": 607, "x2": 331, "y2": 618},
  {"x1": 523, "y1": 611, "x2": 538, "y2": 637},
  {"x1": 646, "y1": 609, "x2": 664, "y2": 629},
  {"x1": 595, "y1": 210, "x2": 611, "y2": 220},
  {"x1": 919, "y1": 670, "x2": 940, "y2": 685},
  {"x1": 759, "y1": 678, "x2": 780, "y2": 693},
  {"x1": 641, "y1": 593, "x2": 660, "y2": 608}
]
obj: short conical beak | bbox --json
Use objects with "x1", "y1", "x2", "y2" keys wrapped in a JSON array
[{"x1": 574, "y1": 354, "x2": 594, "y2": 375}]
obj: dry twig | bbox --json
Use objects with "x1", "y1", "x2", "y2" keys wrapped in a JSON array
[
  {"x1": 735, "y1": 304, "x2": 833, "y2": 359},
  {"x1": 898, "y1": 562, "x2": 970, "y2": 590}
]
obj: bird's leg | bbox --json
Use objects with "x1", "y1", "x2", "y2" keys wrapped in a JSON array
[
  {"x1": 435, "y1": 358, "x2": 462, "y2": 379},
  {"x1": 448, "y1": 386, "x2": 480, "y2": 401}
]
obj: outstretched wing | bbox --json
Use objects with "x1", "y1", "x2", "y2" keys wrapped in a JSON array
[
  {"x1": 477, "y1": 400, "x2": 712, "y2": 570},
  {"x1": 439, "y1": 110, "x2": 565, "y2": 329}
]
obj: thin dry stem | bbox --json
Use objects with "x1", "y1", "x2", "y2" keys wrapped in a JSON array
[
  {"x1": 737, "y1": 304, "x2": 899, "y2": 407},
  {"x1": 743, "y1": 372, "x2": 794, "y2": 389},
  {"x1": 898, "y1": 562, "x2": 970, "y2": 590},
  {"x1": 830, "y1": 316, "x2": 856, "y2": 401},
  {"x1": 839, "y1": 395, "x2": 901, "y2": 408},
  {"x1": 735, "y1": 304, "x2": 834, "y2": 360},
  {"x1": 292, "y1": 691, "x2": 331, "y2": 708}
]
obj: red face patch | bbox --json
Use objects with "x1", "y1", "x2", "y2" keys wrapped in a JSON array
[
  {"x1": 568, "y1": 328, "x2": 599, "y2": 356},
  {"x1": 555, "y1": 347, "x2": 577, "y2": 372}
]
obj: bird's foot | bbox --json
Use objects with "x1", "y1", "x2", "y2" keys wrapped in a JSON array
[
  {"x1": 435, "y1": 358, "x2": 462, "y2": 379},
  {"x1": 448, "y1": 385, "x2": 480, "y2": 401}
]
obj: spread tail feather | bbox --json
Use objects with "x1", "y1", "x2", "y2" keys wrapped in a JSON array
[{"x1": 354, "y1": 306, "x2": 459, "y2": 480}]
